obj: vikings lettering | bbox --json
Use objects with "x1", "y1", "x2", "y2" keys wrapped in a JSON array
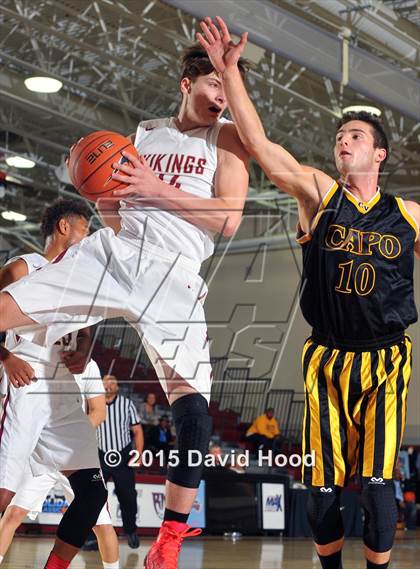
[
  {"x1": 144, "y1": 153, "x2": 206, "y2": 175},
  {"x1": 325, "y1": 224, "x2": 401, "y2": 259}
]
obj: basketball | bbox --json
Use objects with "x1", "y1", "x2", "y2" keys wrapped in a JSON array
[{"x1": 67, "y1": 130, "x2": 139, "y2": 201}]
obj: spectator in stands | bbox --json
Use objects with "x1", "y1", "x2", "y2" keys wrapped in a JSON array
[
  {"x1": 407, "y1": 446, "x2": 418, "y2": 480},
  {"x1": 205, "y1": 445, "x2": 245, "y2": 476},
  {"x1": 229, "y1": 451, "x2": 245, "y2": 474},
  {"x1": 148, "y1": 415, "x2": 173, "y2": 463},
  {"x1": 246, "y1": 407, "x2": 281, "y2": 454},
  {"x1": 138, "y1": 392, "x2": 162, "y2": 426},
  {"x1": 207, "y1": 444, "x2": 224, "y2": 468}
]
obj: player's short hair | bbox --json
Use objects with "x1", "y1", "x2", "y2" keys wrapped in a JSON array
[
  {"x1": 180, "y1": 43, "x2": 250, "y2": 81},
  {"x1": 41, "y1": 198, "x2": 90, "y2": 240},
  {"x1": 336, "y1": 111, "x2": 389, "y2": 172}
]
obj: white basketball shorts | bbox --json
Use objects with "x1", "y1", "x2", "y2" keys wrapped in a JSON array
[
  {"x1": 0, "y1": 377, "x2": 99, "y2": 493},
  {"x1": 10, "y1": 469, "x2": 111, "y2": 525},
  {"x1": 4, "y1": 228, "x2": 213, "y2": 401}
]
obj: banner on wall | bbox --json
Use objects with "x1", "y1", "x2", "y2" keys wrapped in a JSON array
[
  {"x1": 30, "y1": 483, "x2": 70, "y2": 525},
  {"x1": 30, "y1": 480, "x2": 206, "y2": 528},
  {"x1": 261, "y1": 482, "x2": 285, "y2": 530}
]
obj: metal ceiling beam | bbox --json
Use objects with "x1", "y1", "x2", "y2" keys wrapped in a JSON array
[
  {"x1": 0, "y1": 5, "x2": 176, "y2": 99},
  {"x1": 0, "y1": 51, "x2": 156, "y2": 122},
  {"x1": 164, "y1": 0, "x2": 420, "y2": 121},
  {"x1": 0, "y1": 122, "x2": 69, "y2": 153}
]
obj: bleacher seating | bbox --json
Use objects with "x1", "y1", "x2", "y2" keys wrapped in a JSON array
[{"x1": 90, "y1": 326, "x2": 305, "y2": 478}]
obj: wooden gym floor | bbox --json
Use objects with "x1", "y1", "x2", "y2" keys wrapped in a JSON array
[{"x1": 2, "y1": 530, "x2": 419, "y2": 568}]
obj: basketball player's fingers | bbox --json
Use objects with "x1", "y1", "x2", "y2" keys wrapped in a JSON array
[
  {"x1": 239, "y1": 31, "x2": 248, "y2": 48},
  {"x1": 196, "y1": 32, "x2": 211, "y2": 51},
  {"x1": 25, "y1": 371, "x2": 35, "y2": 383},
  {"x1": 215, "y1": 16, "x2": 232, "y2": 42},
  {"x1": 112, "y1": 162, "x2": 131, "y2": 174},
  {"x1": 25, "y1": 362, "x2": 35, "y2": 375},
  {"x1": 21, "y1": 370, "x2": 34, "y2": 384},
  {"x1": 121, "y1": 150, "x2": 143, "y2": 168},
  {"x1": 199, "y1": 21, "x2": 216, "y2": 45},
  {"x1": 112, "y1": 186, "x2": 137, "y2": 197},
  {"x1": 9, "y1": 375, "x2": 19, "y2": 388},
  {"x1": 111, "y1": 173, "x2": 133, "y2": 185},
  {"x1": 205, "y1": 17, "x2": 221, "y2": 41},
  {"x1": 12, "y1": 374, "x2": 27, "y2": 387}
]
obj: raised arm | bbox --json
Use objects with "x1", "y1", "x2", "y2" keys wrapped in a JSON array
[{"x1": 197, "y1": 17, "x2": 335, "y2": 231}]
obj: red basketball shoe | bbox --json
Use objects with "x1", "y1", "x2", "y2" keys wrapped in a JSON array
[{"x1": 144, "y1": 521, "x2": 202, "y2": 569}]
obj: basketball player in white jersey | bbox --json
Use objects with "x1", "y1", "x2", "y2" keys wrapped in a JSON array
[
  {"x1": 0, "y1": 199, "x2": 108, "y2": 569},
  {"x1": 0, "y1": 359, "x2": 120, "y2": 569},
  {"x1": 0, "y1": 46, "x2": 250, "y2": 568}
]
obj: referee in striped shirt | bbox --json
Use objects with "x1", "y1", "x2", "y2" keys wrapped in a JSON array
[{"x1": 98, "y1": 374, "x2": 144, "y2": 549}]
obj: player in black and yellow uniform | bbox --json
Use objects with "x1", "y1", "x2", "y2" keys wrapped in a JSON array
[
  {"x1": 300, "y1": 175, "x2": 417, "y2": 488},
  {"x1": 198, "y1": 16, "x2": 420, "y2": 569}
]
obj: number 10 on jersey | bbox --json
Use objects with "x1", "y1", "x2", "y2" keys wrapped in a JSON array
[{"x1": 335, "y1": 260, "x2": 376, "y2": 296}]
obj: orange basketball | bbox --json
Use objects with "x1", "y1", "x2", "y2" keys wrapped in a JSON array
[{"x1": 67, "y1": 130, "x2": 139, "y2": 201}]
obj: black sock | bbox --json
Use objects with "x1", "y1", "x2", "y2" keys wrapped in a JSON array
[
  {"x1": 163, "y1": 508, "x2": 189, "y2": 523},
  {"x1": 366, "y1": 560, "x2": 389, "y2": 569},
  {"x1": 318, "y1": 550, "x2": 343, "y2": 569}
]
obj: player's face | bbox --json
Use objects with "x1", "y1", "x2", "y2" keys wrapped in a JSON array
[
  {"x1": 183, "y1": 72, "x2": 227, "y2": 125},
  {"x1": 68, "y1": 215, "x2": 89, "y2": 246},
  {"x1": 334, "y1": 120, "x2": 385, "y2": 176}
]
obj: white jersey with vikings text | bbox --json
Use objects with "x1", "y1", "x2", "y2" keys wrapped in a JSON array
[
  {"x1": 4, "y1": 253, "x2": 78, "y2": 377},
  {"x1": 120, "y1": 117, "x2": 227, "y2": 263}
]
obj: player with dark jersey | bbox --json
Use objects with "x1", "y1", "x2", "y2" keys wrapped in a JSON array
[{"x1": 198, "y1": 16, "x2": 420, "y2": 569}]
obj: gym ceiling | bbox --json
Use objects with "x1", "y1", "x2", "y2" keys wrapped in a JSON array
[{"x1": 0, "y1": 0, "x2": 418, "y2": 251}]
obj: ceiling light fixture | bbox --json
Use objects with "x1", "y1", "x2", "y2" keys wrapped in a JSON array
[
  {"x1": 24, "y1": 76, "x2": 63, "y2": 93},
  {"x1": 342, "y1": 105, "x2": 381, "y2": 117},
  {"x1": 5, "y1": 156, "x2": 36, "y2": 169},
  {"x1": 1, "y1": 210, "x2": 27, "y2": 222}
]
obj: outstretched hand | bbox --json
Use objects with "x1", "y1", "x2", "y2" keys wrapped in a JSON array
[{"x1": 196, "y1": 16, "x2": 248, "y2": 74}]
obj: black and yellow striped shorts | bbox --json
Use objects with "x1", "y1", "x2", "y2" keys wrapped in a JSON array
[{"x1": 301, "y1": 335, "x2": 412, "y2": 487}]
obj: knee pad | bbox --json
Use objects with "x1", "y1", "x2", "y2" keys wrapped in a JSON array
[
  {"x1": 57, "y1": 468, "x2": 107, "y2": 548},
  {"x1": 167, "y1": 393, "x2": 212, "y2": 489},
  {"x1": 361, "y1": 477, "x2": 397, "y2": 553},
  {"x1": 306, "y1": 486, "x2": 344, "y2": 545}
]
